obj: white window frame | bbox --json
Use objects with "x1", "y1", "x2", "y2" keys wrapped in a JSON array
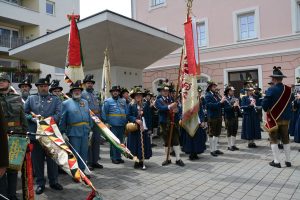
[
  {"x1": 291, "y1": 0, "x2": 300, "y2": 33},
  {"x1": 46, "y1": 0, "x2": 55, "y2": 15},
  {"x1": 196, "y1": 18, "x2": 209, "y2": 48},
  {"x1": 295, "y1": 66, "x2": 300, "y2": 84},
  {"x1": 233, "y1": 7, "x2": 260, "y2": 42},
  {"x1": 223, "y1": 65, "x2": 263, "y2": 91},
  {"x1": 149, "y1": 0, "x2": 167, "y2": 11}
]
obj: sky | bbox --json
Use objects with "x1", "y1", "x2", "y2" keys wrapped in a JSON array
[{"x1": 80, "y1": 0, "x2": 132, "y2": 19}]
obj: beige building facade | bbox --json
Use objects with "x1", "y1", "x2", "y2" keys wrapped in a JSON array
[
  {"x1": 0, "y1": 0, "x2": 79, "y2": 90},
  {"x1": 132, "y1": 0, "x2": 300, "y2": 94}
]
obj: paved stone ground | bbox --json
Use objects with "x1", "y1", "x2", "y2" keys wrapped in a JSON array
[{"x1": 17, "y1": 123, "x2": 300, "y2": 200}]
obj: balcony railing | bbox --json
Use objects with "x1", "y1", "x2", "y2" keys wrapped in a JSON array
[{"x1": 0, "y1": 35, "x2": 30, "y2": 49}]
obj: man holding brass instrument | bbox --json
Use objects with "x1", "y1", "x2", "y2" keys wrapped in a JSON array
[
  {"x1": 262, "y1": 66, "x2": 292, "y2": 168},
  {"x1": 0, "y1": 72, "x2": 28, "y2": 200},
  {"x1": 224, "y1": 85, "x2": 240, "y2": 151},
  {"x1": 205, "y1": 81, "x2": 226, "y2": 157}
]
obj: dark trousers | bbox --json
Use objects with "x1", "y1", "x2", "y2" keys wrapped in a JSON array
[
  {"x1": 207, "y1": 118, "x2": 222, "y2": 137},
  {"x1": 31, "y1": 141, "x2": 58, "y2": 186},
  {"x1": 110, "y1": 126, "x2": 124, "y2": 160},
  {"x1": 0, "y1": 170, "x2": 18, "y2": 199},
  {"x1": 160, "y1": 123, "x2": 180, "y2": 147},
  {"x1": 88, "y1": 125, "x2": 101, "y2": 164},
  {"x1": 225, "y1": 118, "x2": 238, "y2": 137},
  {"x1": 269, "y1": 120, "x2": 290, "y2": 144}
]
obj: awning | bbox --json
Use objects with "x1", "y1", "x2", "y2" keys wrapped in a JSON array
[{"x1": 9, "y1": 10, "x2": 182, "y2": 70}]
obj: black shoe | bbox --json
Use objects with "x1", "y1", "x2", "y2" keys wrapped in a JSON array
[
  {"x1": 248, "y1": 143, "x2": 256, "y2": 148},
  {"x1": 193, "y1": 154, "x2": 200, "y2": 160},
  {"x1": 285, "y1": 162, "x2": 292, "y2": 167},
  {"x1": 215, "y1": 150, "x2": 224, "y2": 155},
  {"x1": 88, "y1": 165, "x2": 94, "y2": 171},
  {"x1": 189, "y1": 155, "x2": 195, "y2": 160},
  {"x1": 210, "y1": 152, "x2": 218, "y2": 157},
  {"x1": 112, "y1": 160, "x2": 120, "y2": 164},
  {"x1": 176, "y1": 159, "x2": 185, "y2": 167},
  {"x1": 232, "y1": 146, "x2": 239, "y2": 150},
  {"x1": 50, "y1": 183, "x2": 63, "y2": 191},
  {"x1": 170, "y1": 151, "x2": 176, "y2": 157},
  {"x1": 35, "y1": 185, "x2": 45, "y2": 195},
  {"x1": 134, "y1": 162, "x2": 140, "y2": 169},
  {"x1": 162, "y1": 160, "x2": 171, "y2": 166},
  {"x1": 151, "y1": 143, "x2": 157, "y2": 147},
  {"x1": 269, "y1": 160, "x2": 281, "y2": 168},
  {"x1": 278, "y1": 144, "x2": 284, "y2": 149},
  {"x1": 228, "y1": 147, "x2": 235, "y2": 151},
  {"x1": 117, "y1": 159, "x2": 125, "y2": 163},
  {"x1": 92, "y1": 162, "x2": 103, "y2": 169}
]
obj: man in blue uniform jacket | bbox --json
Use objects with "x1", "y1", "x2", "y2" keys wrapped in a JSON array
[
  {"x1": 24, "y1": 74, "x2": 63, "y2": 195},
  {"x1": 102, "y1": 86, "x2": 128, "y2": 164},
  {"x1": 205, "y1": 81, "x2": 226, "y2": 157},
  {"x1": 262, "y1": 66, "x2": 292, "y2": 168},
  {"x1": 59, "y1": 80, "x2": 93, "y2": 175},
  {"x1": 81, "y1": 74, "x2": 103, "y2": 170},
  {"x1": 155, "y1": 80, "x2": 185, "y2": 167}
]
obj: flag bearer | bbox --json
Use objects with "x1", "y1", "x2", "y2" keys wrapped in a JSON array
[
  {"x1": 155, "y1": 80, "x2": 185, "y2": 167},
  {"x1": 24, "y1": 74, "x2": 63, "y2": 195}
]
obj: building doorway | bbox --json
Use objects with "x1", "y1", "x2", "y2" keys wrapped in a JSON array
[{"x1": 228, "y1": 69, "x2": 259, "y2": 97}]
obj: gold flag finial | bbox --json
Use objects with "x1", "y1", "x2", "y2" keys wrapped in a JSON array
[{"x1": 187, "y1": 0, "x2": 193, "y2": 17}]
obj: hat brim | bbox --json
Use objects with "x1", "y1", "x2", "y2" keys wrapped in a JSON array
[
  {"x1": 130, "y1": 92, "x2": 146, "y2": 98},
  {"x1": 110, "y1": 89, "x2": 121, "y2": 92},
  {"x1": 269, "y1": 75, "x2": 287, "y2": 78},
  {"x1": 35, "y1": 83, "x2": 51, "y2": 86},
  {"x1": 70, "y1": 87, "x2": 83, "y2": 93},
  {"x1": 49, "y1": 87, "x2": 63, "y2": 92},
  {"x1": 18, "y1": 83, "x2": 32, "y2": 89},
  {"x1": 83, "y1": 80, "x2": 95, "y2": 84}
]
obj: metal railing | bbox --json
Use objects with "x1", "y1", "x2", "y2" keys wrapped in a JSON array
[{"x1": 0, "y1": 35, "x2": 30, "y2": 49}]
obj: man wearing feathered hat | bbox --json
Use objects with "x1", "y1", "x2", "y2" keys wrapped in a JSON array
[
  {"x1": 102, "y1": 85, "x2": 128, "y2": 164},
  {"x1": 59, "y1": 80, "x2": 93, "y2": 177},
  {"x1": 81, "y1": 74, "x2": 103, "y2": 170},
  {"x1": 49, "y1": 80, "x2": 64, "y2": 101},
  {"x1": 24, "y1": 74, "x2": 63, "y2": 194},
  {"x1": 120, "y1": 87, "x2": 130, "y2": 106},
  {"x1": 155, "y1": 79, "x2": 185, "y2": 167},
  {"x1": 262, "y1": 66, "x2": 293, "y2": 168},
  {"x1": 0, "y1": 72, "x2": 29, "y2": 200},
  {"x1": 18, "y1": 77, "x2": 32, "y2": 101},
  {"x1": 224, "y1": 85, "x2": 240, "y2": 151},
  {"x1": 205, "y1": 81, "x2": 226, "y2": 157}
]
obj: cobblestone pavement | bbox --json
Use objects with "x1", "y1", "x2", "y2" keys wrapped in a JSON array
[{"x1": 18, "y1": 125, "x2": 300, "y2": 200}]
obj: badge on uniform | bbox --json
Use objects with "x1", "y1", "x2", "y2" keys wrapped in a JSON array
[
  {"x1": 80, "y1": 101, "x2": 85, "y2": 107},
  {"x1": 47, "y1": 98, "x2": 52, "y2": 104}
]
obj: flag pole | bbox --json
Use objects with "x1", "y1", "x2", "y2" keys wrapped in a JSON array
[
  {"x1": 165, "y1": 48, "x2": 183, "y2": 162},
  {"x1": 165, "y1": 0, "x2": 194, "y2": 163}
]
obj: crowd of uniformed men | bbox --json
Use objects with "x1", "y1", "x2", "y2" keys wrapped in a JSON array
[{"x1": 1, "y1": 66, "x2": 300, "y2": 199}]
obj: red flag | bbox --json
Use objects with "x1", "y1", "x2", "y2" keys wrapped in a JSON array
[{"x1": 65, "y1": 14, "x2": 84, "y2": 84}]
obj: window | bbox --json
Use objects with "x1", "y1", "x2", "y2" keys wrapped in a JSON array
[
  {"x1": 151, "y1": 0, "x2": 165, "y2": 7},
  {"x1": 197, "y1": 22, "x2": 206, "y2": 47},
  {"x1": 238, "y1": 12, "x2": 256, "y2": 40},
  {"x1": 46, "y1": 1, "x2": 55, "y2": 15},
  {"x1": 0, "y1": 27, "x2": 19, "y2": 48},
  {"x1": 4, "y1": 0, "x2": 21, "y2": 5}
]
